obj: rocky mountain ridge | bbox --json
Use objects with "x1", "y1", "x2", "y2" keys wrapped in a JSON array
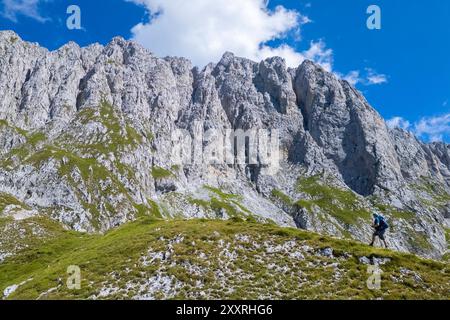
[{"x1": 0, "y1": 30, "x2": 449, "y2": 260}]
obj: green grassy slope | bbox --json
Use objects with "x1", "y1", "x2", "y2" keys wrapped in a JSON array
[{"x1": 0, "y1": 217, "x2": 448, "y2": 300}]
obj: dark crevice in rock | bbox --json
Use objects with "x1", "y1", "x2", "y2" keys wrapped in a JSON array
[
  {"x1": 76, "y1": 69, "x2": 95, "y2": 110},
  {"x1": 24, "y1": 69, "x2": 31, "y2": 83}
]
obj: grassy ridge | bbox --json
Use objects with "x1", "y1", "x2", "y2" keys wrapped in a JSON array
[{"x1": 0, "y1": 217, "x2": 448, "y2": 300}]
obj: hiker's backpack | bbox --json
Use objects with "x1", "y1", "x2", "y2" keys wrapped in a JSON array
[{"x1": 377, "y1": 215, "x2": 389, "y2": 230}]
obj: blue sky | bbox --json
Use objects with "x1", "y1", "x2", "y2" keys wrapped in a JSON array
[{"x1": 0, "y1": 0, "x2": 449, "y2": 142}]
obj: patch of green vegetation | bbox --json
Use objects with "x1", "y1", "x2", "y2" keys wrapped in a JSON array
[
  {"x1": 443, "y1": 228, "x2": 450, "y2": 262},
  {"x1": 188, "y1": 196, "x2": 241, "y2": 217},
  {"x1": 125, "y1": 125, "x2": 142, "y2": 144},
  {"x1": 210, "y1": 197, "x2": 240, "y2": 216},
  {"x1": 389, "y1": 210, "x2": 416, "y2": 220},
  {"x1": 151, "y1": 166, "x2": 174, "y2": 180},
  {"x1": 26, "y1": 146, "x2": 100, "y2": 181},
  {"x1": 148, "y1": 200, "x2": 163, "y2": 219},
  {"x1": 187, "y1": 197, "x2": 211, "y2": 209},
  {"x1": 0, "y1": 119, "x2": 28, "y2": 137},
  {"x1": 271, "y1": 189, "x2": 293, "y2": 206},
  {"x1": 0, "y1": 193, "x2": 30, "y2": 212},
  {"x1": 10, "y1": 36, "x2": 18, "y2": 44},
  {"x1": 99, "y1": 101, "x2": 143, "y2": 147},
  {"x1": 199, "y1": 186, "x2": 252, "y2": 216},
  {"x1": 295, "y1": 175, "x2": 371, "y2": 226},
  {"x1": 1, "y1": 101, "x2": 144, "y2": 175},
  {"x1": 144, "y1": 130, "x2": 154, "y2": 142},
  {"x1": 0, "y1": 101, "x2": 153, "y2": 231},
  {"x1": 0, "y1": 122, "x2": 47, "y2": 169},
  {"x1": 133, "y1": 199, "x2": 163, "y2": 220},
  {"x1": 0, "y1": 216, "x2": 73, "y2": 261},
  {"x1": 412, "y1": 176, "x2": 450, "y2": 207},
  {"x1": 294, "y1": 199, "x2": 313, "y2": 212},
  {"x1": 188, "y1": 192, "x2": 251, "y2": 218},
  {"x1": 15, "y1": 127, "x2": 29, "y2": 137},
  {"x1": 24, "y1": 145, "x2": 140, "y2": 230},
  {"x1": 64, "y1": 101, "x2": 144, "y2": 155},
  {"x1": 408, "y1": 232, "x2": 433, "y2": 251},
  {"x1": 77, "y1": 107, "x2": 97, "y2": 125},
  {"x1": 9, "y1": 145, "x2": 29, "y2": 159},
  {"x1": 114, "y1": 161, "x2": 136, "y2": 182},
  {"x1": 0, "y1": 218, "x2": 448, "y2": 300},
  {"x1": 27, "y1": 132, "x2": 47, "y2": 147},
  {"x1": 204, "y1": 186, "x2": 241, "y2": 201}
]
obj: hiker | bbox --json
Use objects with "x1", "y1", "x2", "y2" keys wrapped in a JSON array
[{"x1": 369, "y1": 213, "x2": 389, "y2": 248}]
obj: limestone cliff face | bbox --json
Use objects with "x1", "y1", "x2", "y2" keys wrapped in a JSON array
[{"x1": 0, "y1": 31, "x2": 448, "y2": 259}]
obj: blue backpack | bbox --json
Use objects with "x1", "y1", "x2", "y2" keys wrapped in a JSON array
[{"x1": 376, "y1": 215, "x2": 389, "y2": 230}]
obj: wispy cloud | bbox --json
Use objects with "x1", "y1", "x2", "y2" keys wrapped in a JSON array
[
  {"x1": 302, "y1": 40, "x2": 333, "y2": 72},
  {"x1": 386, "y1": 117, "x2": 411, "y2": 131},
  {"x1": 342, "y1": 70, "x2": 361, "y2": 86},
  {"x1": 387, "y1": 114, "x2": 450, "y2": 142},
  {"x1": 340, "y1": 68, "x2": 388, "y2": 86},
  {"x1": 127, "y1": 0, "x2": 333, "y2": 69},
  {"x1": 414, "y1": 114, "x2": 450, "y2": 142},
  {"x1": 366, "y1": 68, "x2": 388, "y2": 85},
  {"x1": 1, "y1": 0, "x2": 49, "y2": 23}
]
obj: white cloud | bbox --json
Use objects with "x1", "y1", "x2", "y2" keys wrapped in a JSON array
[
  {"x1": 302, "y1": 40, "x2": 333, "y2": 72},
  {"x1": 386, "y1": 116, "x2": 411, "y2": 130},
  {"x1": 386, "y1": 114, "x2": 450, "y2": 142},
  {"x1": 414, "y1": 114, "x2": 450, "y2": 142},
  {"x1": 366, "y1": 68, "x2": 388, "y2": 85},
  {"x1": 340, "y1": 68, "x2": 388, "y2": 86},
  {"x1": 127, "y1": 0, "x2": 333, "y2": 69},
  {"x1": 1, "y1": 0, "x2": 49, "y2": 23},
  {"x1": 342, "y1": 70, "x2": 361, "y2": 86}
]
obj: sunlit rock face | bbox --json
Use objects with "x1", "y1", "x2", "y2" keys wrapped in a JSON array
[{"x1": 0, "y1": 31, "x2": 448, "y2": 259}]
